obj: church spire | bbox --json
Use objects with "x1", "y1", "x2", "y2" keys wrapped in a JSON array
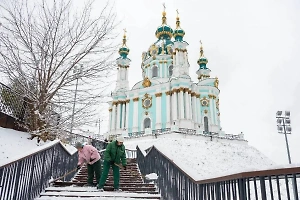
[
  {"x1": 162, "y1": 3, "x2": 167, "y2": 24},
  {"x1": 173, "y1": 9, "x2": 185, "y2": 41},
  {"x1": 196, "y1": 41, "x2": 210, "y2": 81},
  {"x1": 197, "y1": 41, "x2": 208, "y2": 69},
  {"x1": 155, "y1": 3, "x2": 173, "y2": 39},
  {"x1": 118, "y1": 29, "x2": 130, "y2": 59}
]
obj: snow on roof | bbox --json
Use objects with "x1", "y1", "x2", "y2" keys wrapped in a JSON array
[{"x1": 124, "y1": 134, "x2": 277, "y2": 181}]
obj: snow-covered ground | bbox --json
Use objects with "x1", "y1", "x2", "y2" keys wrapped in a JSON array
[
  {"x1": 0, "y1": 127, "x2": 76, "y2": 166},
  {"x1": 124, "y1": 133, "x2": 298, "y2": 180}
]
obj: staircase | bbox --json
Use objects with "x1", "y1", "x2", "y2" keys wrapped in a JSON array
[{"x1": 35, "y1": 158, "x2": 161, "y2": 199}]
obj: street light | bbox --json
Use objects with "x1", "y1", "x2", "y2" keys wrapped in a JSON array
[
  {"x1": 276, "y1": 110, "x2": 292, "y2": 164},
  {"x1": 70, "y1": 65, "x2": 83, "y2": 135}
]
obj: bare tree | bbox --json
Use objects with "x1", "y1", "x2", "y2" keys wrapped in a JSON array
[{"x1": 0, "y1": 0, "x2": 118, "y2": 141}]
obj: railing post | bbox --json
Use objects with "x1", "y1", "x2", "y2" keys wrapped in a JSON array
[
  {"x1": 238, "y1": 178, "x2": 247, "y2": 200},
  {"x1": 27, "y1": 155, "x2": 36, "y2": 200},
  {"x1": 260, "y1": 176, "x2": 267, "y2": 200}
]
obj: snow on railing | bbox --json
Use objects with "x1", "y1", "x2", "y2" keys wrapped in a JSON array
[
  {"x1": 0, "y1": 141, "x2": 78, "y2": 200},
  {"x1": 137, "y1": 145, "x2": 300, "y2": 200}
]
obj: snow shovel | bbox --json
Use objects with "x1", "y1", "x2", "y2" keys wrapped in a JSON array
[
  {"x1": 114, "y1": 163, "x2": 125, "y2": 169},
  {"x1": 49, "y1": 168, "x2": 77, "y2": 184}
]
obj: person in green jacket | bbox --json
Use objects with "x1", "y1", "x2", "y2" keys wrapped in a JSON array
[{"x1": 97, "y1": 135, "x2": 127, "y2": 192}]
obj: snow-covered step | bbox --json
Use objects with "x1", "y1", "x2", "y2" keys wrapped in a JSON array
[
  {"x1": 36, "y1": 186, "x2": 161, "y2": 199},
  {"x1": 37, "y1": 197, "x2": 159, "y2": 200}
]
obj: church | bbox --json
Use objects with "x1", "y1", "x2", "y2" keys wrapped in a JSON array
[{"x1": 107, "y1": 7, "x2": 224, "y2": 137}]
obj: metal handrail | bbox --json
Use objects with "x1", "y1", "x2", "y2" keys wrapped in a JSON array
[{"x1": 137, "y1": 145, "x2": 300, "y2": 200}]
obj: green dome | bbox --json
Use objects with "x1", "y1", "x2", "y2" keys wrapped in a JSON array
[
  {"x1": 197, "y1": 57, "x2": 208, "y2": 64},
  {"x1": 119, "y1": 47, "x2": 129, "y2": 59},
  {"x1": 173, "y1": 15, "x2": 185, "y2": 41},
  {"x1": 173, "y1": 29, "x2": 185, "y2": 41},
  {"x1": 155, "y1": 25, "x2": 173, "y2": 39}
]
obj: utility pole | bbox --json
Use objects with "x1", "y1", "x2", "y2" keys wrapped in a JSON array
[{"x1": 70, "y1": 65, "x2": 83, "y2": 135}]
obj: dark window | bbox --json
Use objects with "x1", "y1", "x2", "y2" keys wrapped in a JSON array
[
  {"x1": 144, "y1": 118, "x2": 151, "y2": 129},
  {"x1": 204, "y1": 116, "x2": 209, "y2": 133},
  {"x1": 169, "y1": 65, "x2": 173, "y2": 76},
  {"x1": 152, "y1": 66, "x2": 158, "y2": 77}
]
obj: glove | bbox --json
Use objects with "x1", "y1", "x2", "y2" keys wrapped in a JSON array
[
  {"x1": 110, "y1": 161, "x2": 114, "y2": 165},
  {"x1": 77, "y1": 165, "x2": 81, "y2": 171},
  {"x1": 123, "y1": 165, "x2": 127, "y2": 170}
]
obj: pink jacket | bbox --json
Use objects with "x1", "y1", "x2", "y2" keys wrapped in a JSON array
[{"x1": 78, "y1": 145, "x2": 100, "y2": 165}]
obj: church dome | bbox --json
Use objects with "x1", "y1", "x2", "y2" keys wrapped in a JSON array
[
  {"x1": 155, "y1": 10, "x2": 173, "y2": 40},
  {"x1": 197, "y1": 57, "x2": 208, "y2": 65},
  {"x1": 118, "y1": 30, "x2": 130, "y2": 59},
  {"x1": 197, "y1": 42, "x2": 208, "y2": 69},
  {"x1": 173, "y1": 12, "x2": 185, "y2": 41}
]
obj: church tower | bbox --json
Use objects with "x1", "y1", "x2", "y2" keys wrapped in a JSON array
[
  {"x1": 107, "y1": 6, "x2": 224, "y2": 138},
  {"x1": 115, "y1": 30, "x2": 130, "y2": 92}
]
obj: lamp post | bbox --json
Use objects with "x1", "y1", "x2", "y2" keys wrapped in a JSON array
[
  {"x1": 276, "y1": 111, "x2": 292, "y2": 164},
  {"x1": 70, "y1": 65, "x2": 83, "y2": 135}
]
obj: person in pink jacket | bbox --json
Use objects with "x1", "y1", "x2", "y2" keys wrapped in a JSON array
[{"x1": 75, "y1": 142, "x2": 101, "y2": 187}]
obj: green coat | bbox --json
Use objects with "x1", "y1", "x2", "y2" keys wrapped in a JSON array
[{"x1": 104, "y1": 141, "x2": 127, "y2": 166}]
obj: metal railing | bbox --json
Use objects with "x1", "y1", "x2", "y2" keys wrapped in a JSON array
[
  {"x1": 137, "y1": 146, "x2": 300, "y2": 200},
  {"x1": 0, "y1": 141, "x2": 78, "y2": 200}
]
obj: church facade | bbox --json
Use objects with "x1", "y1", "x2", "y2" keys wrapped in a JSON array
[{"x1": 107, "y1": 8, "x2": 224, "y2": 137}]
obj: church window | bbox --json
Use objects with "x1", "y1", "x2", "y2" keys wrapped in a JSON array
[
  {"x1": 169, "y1": 65, "x2": 173, "y2": 76},
  {"x1": 204, "y1": 116, "x2": 209, "y2": 133},
  {"x1": 144, "y1": 118, "x2": 151, "y2": 129},
  {"x1": 152, "y1": 66, "x2": 158, "y2": 78}
]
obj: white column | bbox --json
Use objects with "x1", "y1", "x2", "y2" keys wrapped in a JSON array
[
  {"x1": 210, "y1": 98, "x2": 215, "y2": 125},
  {"x1": 111, "y1": 104, "x2": 116, "y2": 130},
  {"x1": 192, "y1": 94, "x2": 197, "y2": 123},
  {"x1": 185, "y1": 90, "x2": 190, "y2": 119},
  {"x1": 156, "y1": 94, "x2": 161, "y2": 128},
  {"x1": 184, "y1": 52, "x2": 187, "y2": 65},
  {"x1": 132, "y1": 98, "x2": 138, "y2": 132},
  {"x1": 188, "y1": 92, "x2": 192, "y2": 119},
  {"x1": 121, "y1": 102, "x2": 125, "y2": 129},
  {"x1": 179, "y1": 89, "x2": 184, "y2": 119},
  {"x1": 197, "y1": 96, "x2": 201, "y2": 124},
  {"x1": 125, "y1": 100, "x2": 129, "y2": 130},
  {"x1": 172, "y1": 90, "x2": 177, "y2": 121},
  {"x1": 166, "y1": 92, "x2": 171, "y2": 128},
  {"x1": 176, "y1": 51, "x2": 179, "y2": 65},
  {"x1": 116, "y1": 102, "x2": 121, "y2": 129},
  {"x1": 108, "y1": 108, "x2": 112, "y2": 131}
]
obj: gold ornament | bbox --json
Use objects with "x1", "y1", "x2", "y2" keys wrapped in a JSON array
[
  {"x1": 142, "y1": 77, "x2": 151, "y2": 88},
  {"x1": 214, "y1": 77, "x2": 219, "y2": 88},
  {"x1": 200, "y1": 97, "x2": 209, "y2": 107},
  {"x1": 149, "y1": 45, "x2": 158, "y2": 57},
  {"x1": 142, "y1": 93, "x2": 152, "y2": 109}
]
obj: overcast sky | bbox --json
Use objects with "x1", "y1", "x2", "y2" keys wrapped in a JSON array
[{"x1": 92, "y1": 0, "x2": 300, "y2": 165}]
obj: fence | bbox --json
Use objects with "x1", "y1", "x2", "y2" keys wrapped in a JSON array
[
  {"x1": 0, "y1": 141, "x2": 78, "y2": 200},
  {"x1": 137, "y1": 146, "x2": 300, "y2": 200}
]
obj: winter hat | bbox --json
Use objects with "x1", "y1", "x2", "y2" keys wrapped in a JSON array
[
  {"x1": 116, "y1": 135, "x2": 124, "y2": 143},
  {"x1": 75, "y1": 142, "x2": 83, "y2": 148}
]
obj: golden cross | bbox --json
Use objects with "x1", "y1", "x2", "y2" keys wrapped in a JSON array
[
  {"x1": 123, "y1": 28, "x2": 127, "y2": 35},
  {"x1": 200, "y1": 40, "x2": 202, "y2": 45},
  {"x1": 163, "y1": 3, "x2": 166, "y2": 11},
  {"x1": 176, "y1": 9, "x2": 179, "y2": 16}
]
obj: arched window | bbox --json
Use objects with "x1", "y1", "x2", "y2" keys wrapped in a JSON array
[
  {"x1": 169, "y1": 65, "x2": 173, "y2": 77},
  {"x1": 144, "y1": 118, "x2": 151, "y2": 129},
  {"x1": 152, "y1": 66, "x2": 158, "y2": 78},
  {"x1": 204, "y1": 116, "x2": 209, "y2": 133}
]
